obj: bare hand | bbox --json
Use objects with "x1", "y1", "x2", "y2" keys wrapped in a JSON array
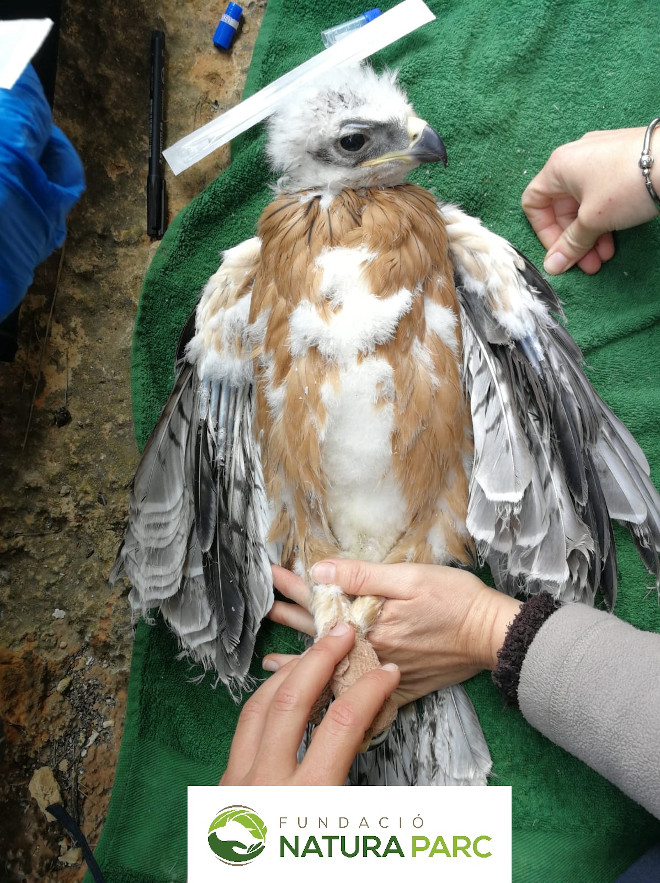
[
  {"x1": 219, "y1": 623, "x2": 400, "y2": 786},
  {"x1": 267, "y1": 561, "x2": 521, "y2": 707},
  {"x1": 522, "y1": 127, "x2": 659, "y2": 275}
]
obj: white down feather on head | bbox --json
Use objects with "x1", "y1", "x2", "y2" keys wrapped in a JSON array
[{"x1": 266, "y1": 64, "x2": 415, "y2": 192}]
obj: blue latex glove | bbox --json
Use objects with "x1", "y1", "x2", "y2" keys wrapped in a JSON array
[{"x1": 0, "y1": 64, "x2": 85, "y2": 321}]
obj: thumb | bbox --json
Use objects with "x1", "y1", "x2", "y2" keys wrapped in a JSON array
[
  {"x1": 310, "y1": 559, "x2": 411, "y2": 599},
  {"x1": 543, "y1": 215, "x2": 600, "y2": 275}
]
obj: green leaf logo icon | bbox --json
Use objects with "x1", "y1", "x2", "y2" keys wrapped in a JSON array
[{"x1": 207, "y1": 805, "x2": 267, "y2": 865}]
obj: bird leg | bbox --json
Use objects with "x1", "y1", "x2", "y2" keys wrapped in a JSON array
[
  {"x1": 310, "y1": 582, "x2": 353, "y2": 637},
  {"x1": 348, "y1": 593, "x2": 385, "y2": 633},
  {"x1": 310, "y1": 583, "x2": 397, "y2": 747}
]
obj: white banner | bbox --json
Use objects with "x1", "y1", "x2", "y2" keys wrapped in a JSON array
[{"x1": 188, "y1": 786, "x2": 511, "y2": 882}]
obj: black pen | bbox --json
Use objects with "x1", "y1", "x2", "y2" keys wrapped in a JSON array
[{"x1": 147, "y1": 29, "x2": 167, "y2": 239}]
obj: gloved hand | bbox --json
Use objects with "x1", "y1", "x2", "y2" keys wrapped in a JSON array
[{"x1": 0, "y1": 64, "x2": 85, "y2": 320}]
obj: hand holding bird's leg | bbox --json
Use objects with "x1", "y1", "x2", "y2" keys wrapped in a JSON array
[
  {"x1": 269, "y1": 561, "x2": 523, "y2": 707},
  {"x1": 268, "y1": 565, "x2": 398, "y2": 743},
  {"x1": 222, "y1": 628, "x2": 400, "y2": 786}
]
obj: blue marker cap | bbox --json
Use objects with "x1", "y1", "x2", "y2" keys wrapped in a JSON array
[
  {"x1": 213, "y1": 3, "x2": 243, "y2": 50},
  {"x1": 363, "y1": 8, "x2": 382, "y2": 23}
]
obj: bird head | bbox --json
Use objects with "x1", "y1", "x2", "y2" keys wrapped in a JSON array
[{"x1": 266, "y1": 64, "x2": 447, "y2": 193}]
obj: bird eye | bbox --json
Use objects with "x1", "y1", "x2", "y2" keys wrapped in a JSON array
[{"x1": 340, "y1": 133, "x2": 367, "y2": 152}]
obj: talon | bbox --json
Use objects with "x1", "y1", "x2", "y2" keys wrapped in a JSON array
[{"x1": 362, "y1": 726, "x2": 391, "y2": 752}]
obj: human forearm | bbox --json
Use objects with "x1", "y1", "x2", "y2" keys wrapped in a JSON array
[{"x1": 518, "y1": 604, "x2": 660, "y2": 819}]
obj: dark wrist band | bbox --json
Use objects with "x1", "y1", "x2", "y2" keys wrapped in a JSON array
[{"x1": 492, "y1": 592, "x2": 561, "y2": 708}]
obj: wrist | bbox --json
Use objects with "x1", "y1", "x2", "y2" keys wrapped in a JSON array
[
  {"x1": 462, "y1": 582, "x2": 522, "y2": 671},
  {"x1": 486, "y1": 594, "x2": 524, "y2": 669}
]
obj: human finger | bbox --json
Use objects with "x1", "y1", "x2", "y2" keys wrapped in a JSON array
[
  {"x1": 267, "y1": 598, "x2": 315, "y2": 635},
  {"x1": 545, "y1": 197, "x2": 612, "y2": 274},
  {"x1": 594, "y1": 231, "x2": 615, "y2": 263},
  {"x1": 272, "y1": 564, "x2": 312, "y2": 610},
  {"x1": 521, "y1": 151, "x2": 590, "y2": 269},
  {"x1": 543, "y1": 212, "x2": 602, "y2": 274},
  {"x1": 300, "y1": 664, "x2": 401, "y2": 784},
  {"x1": 262, "y1": 651, "x2": 302, "y2": 672},
  {"x1": 248, "y1": 625, "x2": 356, "y2": 776},
  {"x1": 574, "y1": 232, "x2": 615, "y2": 273},
  {"x1": 521, "y1": 159, "x2": 576, "y2": 225},
  {"x1": 521, "y1": 191, "x2": 565, "y2": 250},
  {"x1": 221, "y1": 656, "x2": 303, "y2": 782},
  {"x1": 576, "y1": 255, "x2": 602, "y2": 274},
  {"x1": 310, "y1": 559, "x2": 420, "y2": 599}
]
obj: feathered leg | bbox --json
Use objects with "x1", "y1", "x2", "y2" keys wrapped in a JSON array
[{"x1": 310, "y1": 581, "x2": 353, "y2": 635}]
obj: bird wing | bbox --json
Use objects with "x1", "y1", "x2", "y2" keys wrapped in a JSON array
[
  {"x1": 442, "y1": 204, "x2": 660, "y2": 605},
  {"x1": 112, "y1": 237, "x2": 273, "y2": 691}
]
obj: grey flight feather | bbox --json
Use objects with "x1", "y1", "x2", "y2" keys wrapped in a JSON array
[
  {"x1": 451, "y1": 234, "x2": 660, "y2": 607},
  {"x1": 112, "y1": 304, "x2": 273, "y2": 692}
]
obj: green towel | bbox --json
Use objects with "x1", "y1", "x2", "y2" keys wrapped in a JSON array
[{"x1": 92, "y1": 1, "x2": 660, "y2": 880}]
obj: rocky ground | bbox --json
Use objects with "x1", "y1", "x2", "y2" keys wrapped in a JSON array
[{"x1": 0, "y1": 1, "x2": 265, "y2": 879}]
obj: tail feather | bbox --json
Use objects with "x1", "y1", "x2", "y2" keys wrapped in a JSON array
[{"x1": 344, "y1": 686, "x2": 491, "y2": 786}]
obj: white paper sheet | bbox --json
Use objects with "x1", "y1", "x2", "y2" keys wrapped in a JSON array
[{"x1": 0, "y1": 18, "x2": 53, "y2": 91}]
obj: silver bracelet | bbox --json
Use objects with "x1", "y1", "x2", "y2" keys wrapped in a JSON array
[{"x1": 638, "y1": 118, "x2": 660, "y2": 211}]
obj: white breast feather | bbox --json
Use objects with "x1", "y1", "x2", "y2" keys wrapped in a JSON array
[
  {"x1": 424, "y1": 296, "x2": 459, "y2": 355},
  {"x1": 288, "y1": 246, "x2": 414, "y2": 363},
  {"x1": 321, "y1": 357, "x2": 408, "y2": 560}
]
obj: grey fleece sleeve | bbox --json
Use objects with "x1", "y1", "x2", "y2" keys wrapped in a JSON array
[{"x1": 518, "y1": 604, "x2": 660, "y2": 820}]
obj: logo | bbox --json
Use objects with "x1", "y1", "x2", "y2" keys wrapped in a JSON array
[{"x1": 207, "y1": 805, "x2": 267, "y2": 865}]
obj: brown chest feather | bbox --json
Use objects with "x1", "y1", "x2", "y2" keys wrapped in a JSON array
[{"x1": 249, "y1": 184, "x2": 473, "y2": 569}]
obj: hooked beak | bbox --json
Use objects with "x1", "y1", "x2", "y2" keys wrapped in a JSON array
[
  {"x1": 360, "y1": 116, "x2": 448, "y2": 169},
  {"x1": 407, "y1": 118, "x2": 448, "y2": 167}
]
